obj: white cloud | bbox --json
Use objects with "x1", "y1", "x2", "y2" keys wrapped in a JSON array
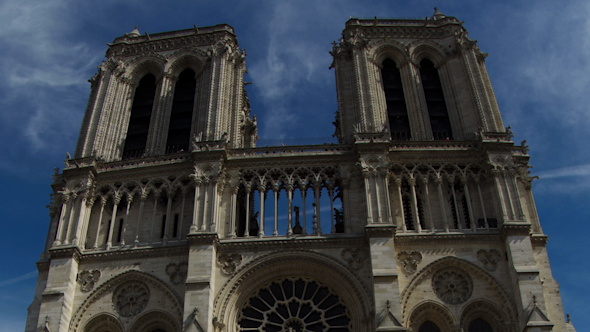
[
  {"x1": 0, "y1": 271, "x2": 37, "y2": 288},
  {"x1": 536, "y1": 164, "x2": 590, "y2": 179},
  {"x1": 248, "y1": 0, "x2": 348, "y2": 138},
  {"x1": 0, "y1": 0, "x2": 100, "y2": 152}
]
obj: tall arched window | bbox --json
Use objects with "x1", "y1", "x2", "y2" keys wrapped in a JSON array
[
  {"x1": 166, "y1": 69, "x2": 197, "y2": 153},
  {"x1": 419, "y1": 59, "x2": 453, "y2": 140},
  {"x1": 381, "y1": 58, "x2": 411, "y2": 140},
  {"x1": 469, "y1": 318, "x2": 493, "y2": 332},
  {"x1": 419, "y1": 321, "x2": 441, "y2": 332},
  {"x1": 123, "y1": 74, "x2": 157, "y2": 159}
]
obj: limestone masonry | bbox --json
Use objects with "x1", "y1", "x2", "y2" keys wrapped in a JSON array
[{"x1": 26, "y1": 9, "x2": 576, "y2": 332}]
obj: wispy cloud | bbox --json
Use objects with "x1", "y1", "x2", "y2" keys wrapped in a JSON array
[
  {"x1": 248, "y1": 0, "x2": 348, "y2": 138},
  {"x1": 536, "y1": 164, "x2": 590, "y2": 179},
  {"x1": 0, "y1": 0, "x2": 100, "y2": 153},
  {"x1": 0, "y1": 271, "x2": 37, "y2": 288}
]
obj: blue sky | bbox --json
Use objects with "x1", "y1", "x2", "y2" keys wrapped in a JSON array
[{"x1": 0, "y1": 0, "x2": 588, "y2": 330}]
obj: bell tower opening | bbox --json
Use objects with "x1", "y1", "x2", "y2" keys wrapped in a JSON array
[
  {"x1": 123, "y1": 74, "x2": 157, "y2": 159},
  {"x1": 381, "y1": 58, "x2": 411, "y2": 140},
  {"x1": 419, "y1": 59, "x2": 453, "y2": 140}
]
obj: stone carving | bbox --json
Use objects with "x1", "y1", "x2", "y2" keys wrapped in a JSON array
[
  {"x1": 432, "y1": 268, "x2": 473, "y2": 305},
  {"x1": 396, "y1": 251, "x2": 422, "y2": 274},
  {"x1": 341, "y1": 248, "x2": 369, "y2": 270},
  {"x1": 477, "y1": 249, "x2": 502, "y2": 271},
  {"x1": 217, "y1": 253, "x2": 243, "y2": 275},
  {"x1": 112, "y1": 281, "x2": 150, "y2": 317},
  {"x1": 165, "y1": 262, "x2": 188, "y2": 285},
  {"x1": 77, "y1": 270, "x2": 101, "y2": 292}
]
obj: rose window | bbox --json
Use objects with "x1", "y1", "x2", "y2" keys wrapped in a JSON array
[
  {"x1": 238, "y1": 278, "x2": 351, "y2": 332},
  {"x1": 112, "y1": 280, "x2": 150, "y2": 317},
  {"x1": 432, "y1": 268, "x2": 472, "y2": 305}
]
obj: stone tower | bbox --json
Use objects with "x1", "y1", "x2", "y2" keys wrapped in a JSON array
[{"x1": 26, "y1": 10, "x2": 574, "y2": 332}]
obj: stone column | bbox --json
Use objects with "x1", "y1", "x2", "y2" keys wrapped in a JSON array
[
  {"x1": 53, "y1": 194, "x2": 70, "y2": 247},
  {"x1": 407, "y1": 178, "x2": 421, "y2": 232},
  {"x1": 286, "y1": 183, "x2": 294, "y2": 237},
  {"x1": 258, "y1": 186, "x2": 266, "y2": 238},
  {"x1": 435, "y1": 177, "x2": 449, "y2": 232},
  {"x1": 93, "y1": 197, "x2": 107, "y2": 250},
  {"x1": 191, "y1": 179, "x2": 202, "y2": 233},
  {"x1": 134, "y1": 193, "x2": 147, "y2": 247},
  {"x1": 229, "y1": 185, "x2": 238, "y2": 238},
  {"x1": 63, "y1": 193, "x2": 78, "y2": 244},
  {"x1": 106, "y1": 195, "x2": 120, "y2": 250},
  {"x1": 120, "y1": 193, "x2": 133, "y2": 246},
  {"x1": 300, "y1": 183, "x2": 308, "y2": 234}
]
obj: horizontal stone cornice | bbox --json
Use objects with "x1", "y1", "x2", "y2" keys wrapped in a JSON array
[
  {"x1": 108, "y1": 29, "x2": 236, "y2": 58},
  {"x1": 365, "y1": 224, "x2": 396, "y2": 237},
  {"x1": 75, "y1": 244, "x2": 188, "y2": 263},
  {"x1": 187, "y1": 232, "x2": 220, "y2": 246},
  {"x1": 216, "y1": 234, "x2": 366, "y2": 253},
  {"x1": 501, "y1": 221, "x2": 532, "y2": 239},
  {"x1": 394, "y1": 232, "x2": 501, "y2": 245},
  {"x1": 48, "y1": 246, "x2": 82, "y2": 262}
]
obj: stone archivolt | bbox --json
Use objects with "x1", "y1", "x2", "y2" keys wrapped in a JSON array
[
  {"x1": 213, "y1": 250, "x2": 372, "y2": 332},
  {"x1": 401, "y1": 256, "x2": 517, "y2": 329},
  {"x1": 69, "y1": 270, "x2": 183, "y2": 332}
]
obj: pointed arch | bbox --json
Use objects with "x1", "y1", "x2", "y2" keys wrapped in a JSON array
[
  {"x1": 409, "y1": 41, "x2": 447, "y2": 67},
  {"x1": 83, "y1": 313, "x2": 124, "y2": 332},
  {"x1": 125, "y1": 55, "x2": 167, "y2": 84},
  {"x1": 129, "y1": 310, "x2": 181, "y2": 332},
  {"x1": 460, "y1": 299, "x2": 515, "y2": 332},
  {"x1": 213, "y1": 250, "x2": 373, "y2": 332},
  {"x1": 165, "y1": 49, "x2": 208, "y2": 77},
  {"x1": 401, "y1": 256, "x2": 517, "y2": 326},
  {"x1": 123, "y1": 73, "x2": 158, "y2": 159},
  {"x1": 380, "y1": 57, "x2": 411, "y2": 140},
  {"x1": 369, "y1": 40, "x2": 409, "y2": 67},
  {"x1": 68, "y1": 270, "x2": 183, "y2": 332},
  {"x1": 166, "y1": 68, "x2": 198, "y2": 153},
  {"x1": 407, "y1": 301, "x2": 454, "y2": 331},
  {"x1": 419, "y1": 58, "x2": 453, "y2": 140}
]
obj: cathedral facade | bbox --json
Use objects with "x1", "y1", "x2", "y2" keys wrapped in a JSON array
[{"x1": 26, "y1": 10, "x2": 574, "y2": 332}]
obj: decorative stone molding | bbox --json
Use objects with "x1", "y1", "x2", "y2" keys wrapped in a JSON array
[
  {"x1": 396, "y1": 251, "x2": 422, "y2": 274},
  {"x1": 477, "y1": 249, "x2": 501, "y2": 271},
  {"x1": 432, "y1": 267, "x2": 473, "y2": 305},
  {"x1": 213, "y1": 250, "x2": 372, "y2": 332},
  {"x1": 68, "y1": 270, "x2": 183, "y2": 332},
  {"x1": 341, "y1": 248, "x2": 369, "y2": 270},
  {"x1": 112, "y1": 280, "x2": 150, "y2": 317},
  {"x1": 217, "y1": 253, "x2": 243, "y2": 275},
  {"x1": 165, "y1": 262, "x2": 188, "y2": 285},
  {"x1": 77, "y1": 270, "x2": 101, "y2": 292}
]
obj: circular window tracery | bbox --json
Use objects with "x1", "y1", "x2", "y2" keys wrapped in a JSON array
[
  {"x1": 112, "y1": 280, "x2": 150, "y2": 317},
  {"x1": 432, "y1": 268, "x2": 472, "y2": 305},
  {"x1": 238, "y1": 278, "x2": 351, "y2": 332}
]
